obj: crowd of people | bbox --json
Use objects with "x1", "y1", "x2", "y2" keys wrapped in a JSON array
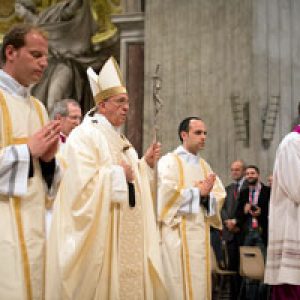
[
  {"x1": 212, "y1": 161, "x2": 271, "y2": 299},
  {"x1": 0, "y1": 23, "x2": 299, "y2": 300}
]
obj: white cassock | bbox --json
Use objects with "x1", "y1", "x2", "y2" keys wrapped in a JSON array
[
  {"x1": 158, "y1": 146, "x2": 226, "y2": 300},
  {"x1": 0, "y1": 70, "x2": 60, "y2": 300},
  {"x1": 265, "y1": 132, "x2": 300, "y2": 285}
]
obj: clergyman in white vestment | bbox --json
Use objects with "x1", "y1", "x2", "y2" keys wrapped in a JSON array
[
  {"x1": 158, "y1": 117, "x2": 226, "y2": 300},
  {"x1": 0, "y1": 24, "x2": 61, "y2": 300},
  {"x1": 46, "y1": 57, "x2": 166, "y2": 300}
]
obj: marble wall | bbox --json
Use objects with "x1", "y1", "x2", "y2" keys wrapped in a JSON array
[{"x1": 144, "y1": 0, "x2": 300, "y2": 184}]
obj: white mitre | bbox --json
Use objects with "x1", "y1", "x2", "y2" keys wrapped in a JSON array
[{"x1": 87, "y1": 57, "x2": 127, "y2": 104}]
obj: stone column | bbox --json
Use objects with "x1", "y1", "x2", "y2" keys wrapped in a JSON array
[{"x1": 112, "y1": 13, "x2": 145, "y2": 156}]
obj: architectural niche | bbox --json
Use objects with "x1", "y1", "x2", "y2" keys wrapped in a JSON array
[
  {"x1": 262, "y1": 96, "x2": 280, "y2": 148},
  {"x1": 231, "y1": 94, "x2": 249, "y2": 147}
]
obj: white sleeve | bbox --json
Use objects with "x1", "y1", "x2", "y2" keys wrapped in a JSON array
[
  {"x1": 110, "y1": 165, "x2": 128, "y2": 203},
  {"x1": 177, "y1": 187, "x2": 200, "y2": 214},
  {"x1": 0, "y1": 144, "x2": 30, "y2": 197},
  {"x1": 276, "y1": 135, "x2": 300, "y2": 204},
  {"x1": 207, "y1": 193, "x2": 217, "y2": 216}
]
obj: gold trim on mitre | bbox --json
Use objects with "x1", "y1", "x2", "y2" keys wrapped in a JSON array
[
  {"x1": 95, "y1": 86, "x2": 127, "y2": 104},
  {"x1": 87, "y1": 56, "x2": 127, "y2": 105}
]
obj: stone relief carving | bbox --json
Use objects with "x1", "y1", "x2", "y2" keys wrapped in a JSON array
[
  {"x1": 0, "y1": 1, "x2": 18, "y2": 41},
  {"x1": 262, "y1": 95, "x2": 280, "y2": 148},
  {"x1": 231, "y1": 93, "x2": 279, "y2": 148},
  {"x1": 14, "y1": 0, "x2": 120, "y2": 113},
  {"x1": 231, "y1": 93, "x2": 249, "y2": 147}
]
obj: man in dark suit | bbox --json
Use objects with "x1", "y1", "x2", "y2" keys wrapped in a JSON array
[
  {"x1": 236, "y1": 165, "x2": 270, "y2": 249},
  {"x1": 235, "y1": 165, "x2": 271, "y2": 300},
  {"x1": 220, "y1": 160, "x2": 247, "y2": 299},
  {"x1": 222, "y1": 160, "x2": 248, "y2": 243}
]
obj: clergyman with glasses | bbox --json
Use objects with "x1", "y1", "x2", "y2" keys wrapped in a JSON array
[
  {"x1": 50, "y1": 98, "x2": 82, "y2": 147},
  {"x1": 45, "y1": 99, "x2": 82, "y2": 237},
  {"x1": 45, "y1": 57, "x2": 167, "y2": 300}
]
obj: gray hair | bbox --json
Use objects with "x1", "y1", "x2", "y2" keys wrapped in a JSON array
[
  {"x1": 50, "y1": 99, "x2": 80, "y2": 119},
  {"x1": 232, "y1": 159, "x2": 247, "y2": 170}
]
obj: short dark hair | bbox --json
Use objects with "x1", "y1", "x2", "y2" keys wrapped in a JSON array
[
  {"x1": 246, "y1": 165, "x2": 260, "y2": 174},
  {"x1": 178, "y1": 117, "x2": 202, "y2": 142},
  {"x1": 1, "y1": 23, "x2": 47, "y2": 63}
]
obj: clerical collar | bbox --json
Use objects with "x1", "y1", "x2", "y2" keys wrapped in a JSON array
[
  {"x1": 174, "y1": 145, "x2": 201, "y2": 165},
  {"x1": 60, "y1": 132, "x2": 67, "y2": 143},
  {"x1": 236, "y1": 177, "x2": 245, "y2": 188},
  {"x1": 93, "y1": 113, "x2": 122, "y2": 133},
  {"x1": 0, "y1": 69, "x2": 31, "y2": 99},
  {"x1": 292, "y1": 124, "x2": 300, "y2": 134}
]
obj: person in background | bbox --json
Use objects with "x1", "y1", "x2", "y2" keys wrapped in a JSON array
[
  {"x1": 45, "y1": 99, "x2": 82, "y2": 236},
  {"x1": 51, "y1": 98, "x2": 82, "y2": 146},
  {"x1": 235, "y1": 165, "x2": 270, "y2": 300},
  {"x1": 221, "y1": 159, "x2": 248, "y2": 299},
  {"x1": 236, "y1": 165, "x2": 270, "y2": 250}
]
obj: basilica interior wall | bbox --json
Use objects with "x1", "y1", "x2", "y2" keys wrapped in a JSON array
[
  {"x1": 1, "y1": 0, "x2": 300, "y2": 184},
  {"x1": 144, "y1": 0, "x2": 300, "y2": 184}
]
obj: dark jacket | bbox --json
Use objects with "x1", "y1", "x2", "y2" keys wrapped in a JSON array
[
  {"x1": 235, "y1": 183, "x2": 270, "y2": 246},
  {"x1": 221, "y1": 180, "x2": 248, "y2": 241}
]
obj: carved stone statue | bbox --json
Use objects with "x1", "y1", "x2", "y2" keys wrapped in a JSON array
[{"x1": 15, "y1": 0, "x2": 119, "y2": 113}]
